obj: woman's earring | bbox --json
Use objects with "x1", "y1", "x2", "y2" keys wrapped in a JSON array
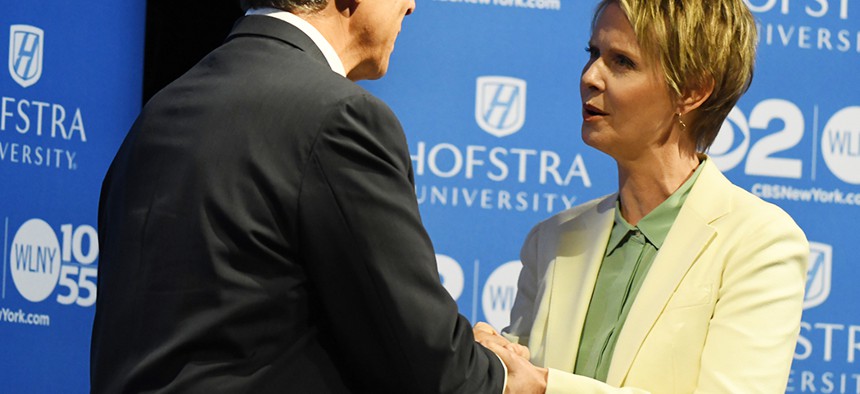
[{"x1": 677, "y1": 113, "x2": 687, "y2": 129}]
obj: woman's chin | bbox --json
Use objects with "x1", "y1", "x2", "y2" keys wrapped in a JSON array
[{"x1": 581, "y1": 128, "x2": 603, "y2": 150}]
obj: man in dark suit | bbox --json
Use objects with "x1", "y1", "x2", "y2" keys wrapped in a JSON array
[{"x1": 90, "y1": 0, "x2": 509, "y2": 392}]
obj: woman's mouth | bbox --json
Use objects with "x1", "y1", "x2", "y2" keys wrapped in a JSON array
[{"x1": 583, "y1": 104, "x2": 608, "y2": 120}]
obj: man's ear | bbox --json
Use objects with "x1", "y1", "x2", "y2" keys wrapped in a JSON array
[
  {"x1": 677, "y1": 77, "x2": 714, "y2": 116},
  {"x1": 335, "y1": 0, "x2": 357, "y2": 14}
]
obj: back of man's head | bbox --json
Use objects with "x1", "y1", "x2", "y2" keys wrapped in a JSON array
[{"x1": 239, "y1": 0, "x2": 328, "y2": 13}]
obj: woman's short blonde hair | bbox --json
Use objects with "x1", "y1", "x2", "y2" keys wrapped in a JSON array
[{"x1": 593, "y1": 0, "x2": 757, "y2": 152}]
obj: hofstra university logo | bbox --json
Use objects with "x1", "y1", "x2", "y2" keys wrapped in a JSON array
[
  {"x1": 804, "y1": 242, "x2": 832, "y2": 310},
  {"x1": 8, "y1": 24, "x2": 43, "y2": 88},
  {"x1": 475, "y1": 76, "x2": 526, "y2": 137}
]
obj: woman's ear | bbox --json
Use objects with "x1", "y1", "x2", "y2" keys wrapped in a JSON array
[{"x1": 677, "y1": 77, "x2": 715, "y2": 116}]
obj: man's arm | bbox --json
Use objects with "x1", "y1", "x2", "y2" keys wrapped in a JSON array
[{"x1": 297, "y1": 93, "x2": 505, "y2": 393}]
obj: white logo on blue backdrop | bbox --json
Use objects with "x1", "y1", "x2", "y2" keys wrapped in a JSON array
[
  {"x1": 9, "y1": 218, "x2": 61, "y2": 302},
  {"x1": 8, "y1": 24, "x2": 43, "y2": 88},
  {"x1": 710, "y1": 99, "x2": 805, "y2": 179},
  {"x1": 804, "y1": 242, "x2": 832, "y2": 310},
  {"x1": 436, "y1": 254, "x2": 465, "y2": 301},
  {"x1": 475, "y1": 76, "x2": 526, "y2": 138},
  {"x1": 482, "y1": 260, "x2": 522, "y2": 331},
  {"x1": 5, "y1": 217, "x2": 99, "y2": 306},
  {"x1": 821, "y1": 106, "x2": 860, "y2": 184}
]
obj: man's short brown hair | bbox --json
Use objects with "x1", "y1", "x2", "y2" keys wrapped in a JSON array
[{"x1": 239, "y1": 0, "x2": 328, "y2": 13}]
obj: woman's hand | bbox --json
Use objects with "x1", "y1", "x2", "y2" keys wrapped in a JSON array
[{"x1": 473, "y1": 322, "x2": 530, "y2": 359}]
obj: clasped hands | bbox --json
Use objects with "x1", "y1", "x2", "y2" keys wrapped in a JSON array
[{"x1": 473, "y1": 322, "x2": 548, "y2": 393}]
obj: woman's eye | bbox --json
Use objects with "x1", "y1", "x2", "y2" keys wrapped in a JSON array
[{"x1": 616, "y1": 55, "x2": 636, "y2": 69}]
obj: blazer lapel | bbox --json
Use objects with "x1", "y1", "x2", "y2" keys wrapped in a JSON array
[
  {"x1": 606, "y1": 159, "x2": 731, "y2": 385},
  {"x1": 543, "y1": 196, "x2": 615, "y2": 371}
]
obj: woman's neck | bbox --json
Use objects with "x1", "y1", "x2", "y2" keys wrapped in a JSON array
[{"x1": 616, "y1": 151, "x2": 700, "y2": 226}]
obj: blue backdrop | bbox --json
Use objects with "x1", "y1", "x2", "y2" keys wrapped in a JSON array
[
  {"x1": 1, "y1": 0, "x2": 857, "y2": 392},
  {"x1": 0, "y1": 1, "x2": 145, "y2": 392}
]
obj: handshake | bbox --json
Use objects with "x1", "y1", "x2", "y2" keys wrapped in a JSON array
[{"x1": 473, "y1": 322, "x2": 549, "y2": 393}]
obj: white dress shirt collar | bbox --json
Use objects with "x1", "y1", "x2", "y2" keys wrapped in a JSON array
[{"x1": 245, "y1": 8, "x2": 346, "y2": 77}]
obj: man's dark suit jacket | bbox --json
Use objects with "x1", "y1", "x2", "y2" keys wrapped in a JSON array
[{"x1": 91, "y1": 15, "x2": 505, "y2": 393}]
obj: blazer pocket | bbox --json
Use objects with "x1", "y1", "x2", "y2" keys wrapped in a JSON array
[{"x1": 665, "y1": 285, "x2": 715, "y2": 310}]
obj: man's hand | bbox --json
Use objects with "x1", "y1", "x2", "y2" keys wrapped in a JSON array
[
  {"x1": 473, "y1": 322, "x2": 530, "y2": 359},
  {"x1": 484, "y1": 341, "x2": 548, "y2": 394},
  {"x1": 473, "y1": 322, "x2": 546, "y2": 393}
]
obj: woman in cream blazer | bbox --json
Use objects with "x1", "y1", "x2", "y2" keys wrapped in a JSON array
[
  {"x1": 502, "y1": 158, "x2": 808, "y2": 393},
  {"x1": 478, "y1": 0, "x2": 809, "y2": 392}
]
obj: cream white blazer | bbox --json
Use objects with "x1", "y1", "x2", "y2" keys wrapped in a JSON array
[{"x1": 503, "y1": 159, "x2": 808, "y2": 393}]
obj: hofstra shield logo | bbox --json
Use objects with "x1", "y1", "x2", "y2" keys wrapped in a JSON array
[
  {"x1": 8, "y1": 24, "x2": 43, "y2": 88},
  {"x1": 475, "y1": 76, "x2": 526, "y2": 138},
  {"x1": 804, "y1": 242, "x2": 832, "y2": 310}
]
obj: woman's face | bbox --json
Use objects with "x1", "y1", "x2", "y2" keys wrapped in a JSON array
[{"x1": 580, "y1": 2, "x2": 679, "y2": 162}]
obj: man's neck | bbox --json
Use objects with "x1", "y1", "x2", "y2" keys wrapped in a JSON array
[{"x1": 246, "y1": 7, "x2": 348, "y2": 77}]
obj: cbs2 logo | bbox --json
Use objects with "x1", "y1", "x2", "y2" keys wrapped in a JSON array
[
  {"x1": 711, "y1": 99, "x2": 860, "y2": 184},
  {"x1": 711, "y1": 99, "x2": 804, "y2": 178}
]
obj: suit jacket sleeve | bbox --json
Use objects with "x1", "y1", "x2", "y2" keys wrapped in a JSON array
[{"x1": 296, "y1": 93, "x2": 505, "y2": 393}]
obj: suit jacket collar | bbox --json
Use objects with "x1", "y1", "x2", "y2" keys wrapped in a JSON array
[
  {"x1": 545, "y1": 157, "x2": 733, "y2": 385},
  {"x1": 225, "y1": 15, "x2": 329, "y2": 68}
]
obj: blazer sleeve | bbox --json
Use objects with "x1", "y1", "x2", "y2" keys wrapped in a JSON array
[
  {"x1": 296, "y1": 93, "x2": 505, "y2": 394},
  {"x1": 502, "y1": 224, "x2": 541, "y2": 346},
  {"x1": 693, "y1": 207, "x2": 808, "y2": 393}
]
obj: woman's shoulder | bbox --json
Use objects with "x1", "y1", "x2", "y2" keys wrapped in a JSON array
[
  {"x1": 728, "y1": 183, "x2": 797, "y2": 220},
  {"x1": 694, "y1": 159, "x2": 803, "y2": 233},
  {"x1": 711, "y1": 179, "x2": 807, "y2": 244},
  {"x1": 528, "y1": 193, "x2": 615, "y2": 233}
]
